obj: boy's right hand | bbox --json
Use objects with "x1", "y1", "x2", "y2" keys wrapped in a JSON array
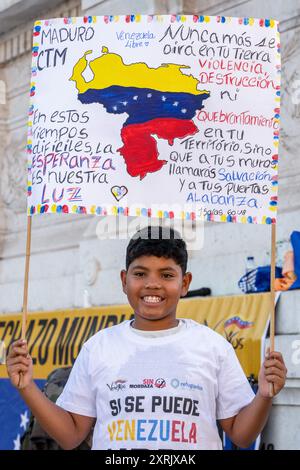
[{"x1": 6, "y1": 339, "x2": 33, "y2": 389}]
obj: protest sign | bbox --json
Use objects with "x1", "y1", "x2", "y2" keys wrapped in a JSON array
[{"x1": 27, "y1": 14, "x2": 280, "y2": 224}]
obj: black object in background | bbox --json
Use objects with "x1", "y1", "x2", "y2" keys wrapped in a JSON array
[{"x1": 184, "y1": 288, "x2": 211, "y2": 298}]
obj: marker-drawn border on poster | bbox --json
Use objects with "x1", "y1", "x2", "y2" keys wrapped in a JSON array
[{"x1": 26, "y1": 15, "x2": 281, "y2": 225}]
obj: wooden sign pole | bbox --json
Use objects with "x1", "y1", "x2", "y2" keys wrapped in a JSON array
[
  {"x1": 269, "y1": 223, "x2": 276, "y2": 397},
  {"x1": 18, "y1": 216, "x2": 32, "y2": 388},
  {"x1": 21, "y1": 216, "x2": 32, "y2": 340}
]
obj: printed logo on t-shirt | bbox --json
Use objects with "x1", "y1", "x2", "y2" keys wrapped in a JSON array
[
  {"x1": 129, "y1": 378, "x2": 166, "y2": 389},
  {"x1": 171, "y1": 378, "x2": 203, "y2": 391},
  {"x1": 154, "y1": 378, "x2": 166, "y2": 388},
  {"x1": 106, "y1": 379, "x2": 127, "y2": 391}
]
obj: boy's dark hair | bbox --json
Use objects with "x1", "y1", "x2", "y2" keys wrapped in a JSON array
[{"x1": 126, "y1": 225, "x2": 188, "y2": 274}]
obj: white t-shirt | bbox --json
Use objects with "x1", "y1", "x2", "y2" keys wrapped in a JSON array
[{"x1": 56, "y1": 319, "x2": 255, "y2": 450}]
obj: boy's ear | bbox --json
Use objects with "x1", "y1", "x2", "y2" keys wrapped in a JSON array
[
  {"x1": 181, "y1": 272, "x2": 192, "y2": 297},
  {"x1": 120, "y1": 269, "x2": 127, "y2": 294}
]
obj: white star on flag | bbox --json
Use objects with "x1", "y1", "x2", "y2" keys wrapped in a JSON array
[
  {"x1": 122, "y1": 101, "x2": 128, "y2": 106},
  {"x1": 113, "y1": 106, "x2": 117, "y2": 111},
  {"x1": 161, "y1": 96, "x2": 166, "y2": 101},
  {"x1": 13, "y1": 434, "x2": 21, "y2": 450},
  {"x1": 20, "y1": 410, "x2": 29, "y2": 431},
  {"x1": 147, "y1": 93, "x2": 152, "y2": 98},
  {"x1": 173, "y1": 101, "x2": 179, "y2": 106},
  {"x1": 181, "y1": 108, "x2": 187, "y2": 113},
  {"x1": 133, "y1": 95, "x2": 138, "y2": 100}
]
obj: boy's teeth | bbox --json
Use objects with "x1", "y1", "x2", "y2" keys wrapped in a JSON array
[{"x1": 143, "y1": 296, "x2": 162, "y2": 303}]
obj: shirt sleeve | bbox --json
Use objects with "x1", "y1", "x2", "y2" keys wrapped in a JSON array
[
  {"x1": 56, "y1": 345, "x2": 96, "y2": 417},
  {"x1": 216, "y1": 344, "x2": 255, "y2": 420}
]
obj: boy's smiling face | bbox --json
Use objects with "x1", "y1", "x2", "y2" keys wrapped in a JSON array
[{"x1": 121, "y1": 255, "x2": 192, "y2": 330}]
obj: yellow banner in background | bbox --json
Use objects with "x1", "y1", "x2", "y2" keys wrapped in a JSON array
[
  {"x1": 0, "y1": 293, "x2": 270, "y2": 380},
  {"x1": 178, "y1": 293, "x2": 270, "y2": 380}
]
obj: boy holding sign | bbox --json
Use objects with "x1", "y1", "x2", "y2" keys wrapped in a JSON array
[{"x1": 6, "y1": 226, "x2": 286, "y2": 450}]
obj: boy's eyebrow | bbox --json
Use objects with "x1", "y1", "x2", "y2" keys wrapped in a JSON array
[{"x1": 131, "y1": 265, "x2": 177, "y2": 272}]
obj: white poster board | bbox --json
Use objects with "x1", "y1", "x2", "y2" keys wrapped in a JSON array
[{"x1": 27, "y1": 14, "x2": 280, "y2": 224}]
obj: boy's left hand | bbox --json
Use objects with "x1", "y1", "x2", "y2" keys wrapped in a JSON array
[{"x1": 258, "y1": 350, "x2": 287, "y2": 398}]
